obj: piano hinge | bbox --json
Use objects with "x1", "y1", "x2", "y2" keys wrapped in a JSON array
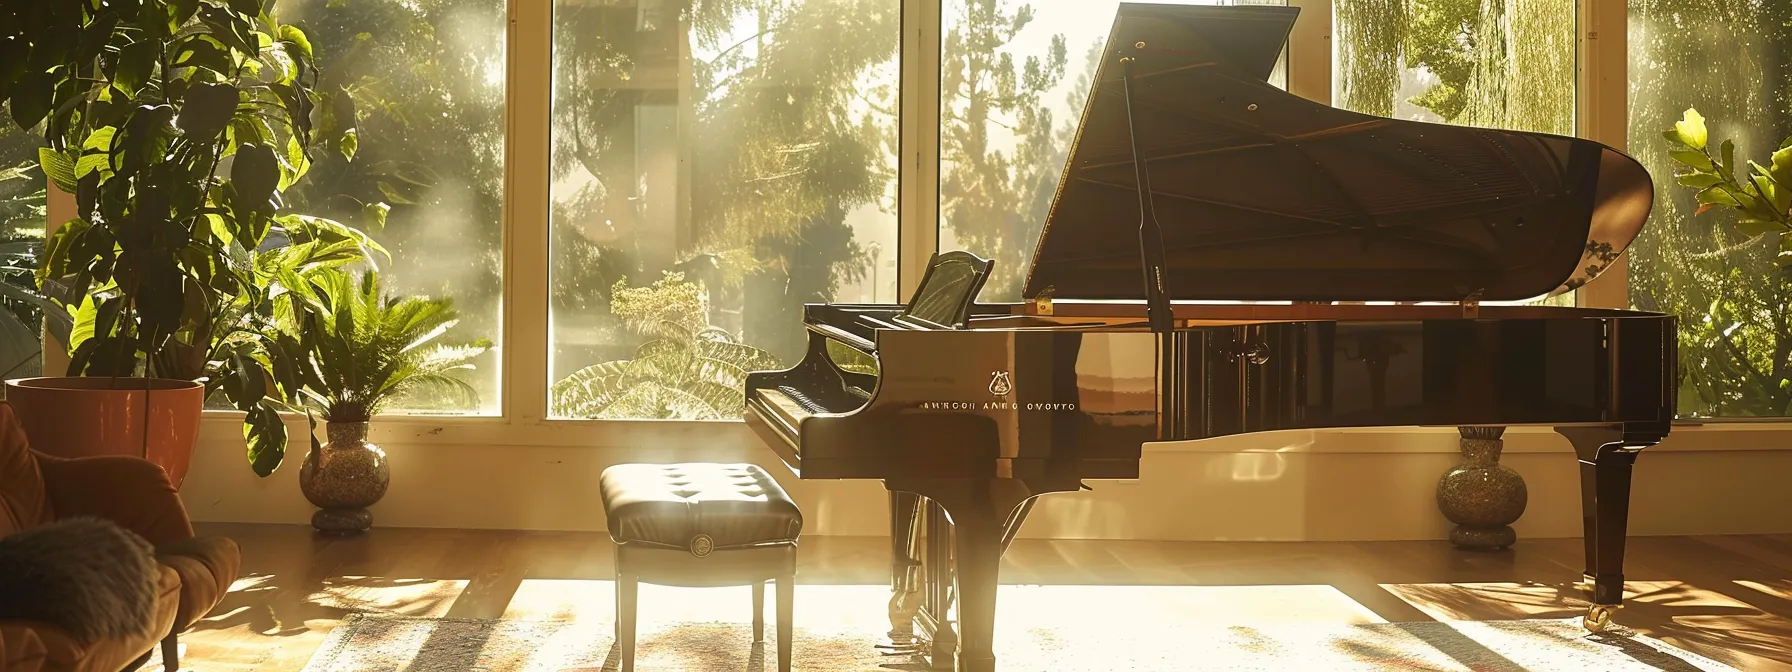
[
  {"x1": 1461, "y1": 289, "x2": 1483, "y2": 319},
  {"x1": 1033, "y1": 286, "x2": 1055, "y2": 316}
]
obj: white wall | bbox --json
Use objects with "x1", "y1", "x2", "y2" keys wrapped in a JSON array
[{"x1": 178, "y1": 416, "x2": 1792, "y2": 541}]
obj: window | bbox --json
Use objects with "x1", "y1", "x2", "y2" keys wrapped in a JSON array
[
  {"x1": 278, "y1": 0, "x2": 508, "y2": 414},
  {"x1": 1627, "y1": 0, "x2": 1792, "y2": 416},
  {"x1": 1332, "y1": 0, "x2": 1577, "y2": 307},
  {"x1": 938, "y1": 0, "x2": 1286, "y2": 303},
  {"x1": 0, "y1": 104, "x2": 45, "y2": 379},
  {"x1": 1333, "y1": 0, "x2": 1573, "y2": 133},
  {"x1": 547, "y1": 0, "x2": 902, "y2": 419},
  {"x1": 12, "y1": 0, "x2": 1724, "y2": 425}
]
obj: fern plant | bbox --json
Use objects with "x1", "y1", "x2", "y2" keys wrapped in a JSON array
[
  {"x1": 295, "y1": 269, "x2": 489, "y2": 423},
  {"x1": 552, "y1": 273, "x2": 780, "y2": 420}
]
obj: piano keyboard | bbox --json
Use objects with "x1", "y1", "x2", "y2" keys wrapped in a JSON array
[{"x1": 753, "y1": 385, "x2": 872, "y2": 440}]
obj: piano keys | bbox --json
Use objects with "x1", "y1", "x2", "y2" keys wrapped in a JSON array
[{"x1": 744, "y1": 4, "x2": 1675, "y2": 671}]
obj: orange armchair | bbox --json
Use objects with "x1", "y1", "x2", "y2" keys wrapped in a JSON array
[{"x1": 0, "y1": 403, "x2": 240, "y2": 672}]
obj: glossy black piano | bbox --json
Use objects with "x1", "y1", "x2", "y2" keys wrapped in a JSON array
[{"x1": 744, "y1": 4, "x2": 1676, "y2": 671}]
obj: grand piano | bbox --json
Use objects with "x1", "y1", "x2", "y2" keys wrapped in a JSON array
[{"x1": 744, "y1": 4, "x2": 1676, "y2": 671}]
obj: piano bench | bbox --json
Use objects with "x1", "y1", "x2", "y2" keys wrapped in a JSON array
[{"x1": 598, "y1": 463, "x2": 803, "y2": 672}]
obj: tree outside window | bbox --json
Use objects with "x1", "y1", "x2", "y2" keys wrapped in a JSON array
[
  {"x1": 548, "y1": 0, "x2": 901, "y2": 419},
  {"x1": 278, "y1": 0, "x2": 509, "y2": 414},
  {"x1": 939, "y1": 0, "x2": 1284, "y2": 303},
  {"x1": 1627, "y1": 0, "x2": 1792, "y2": 416}
]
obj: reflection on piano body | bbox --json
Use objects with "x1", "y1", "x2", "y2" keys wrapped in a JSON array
[{"x1": 744, "y1": 5, "x2": 1675, "y2": 671}]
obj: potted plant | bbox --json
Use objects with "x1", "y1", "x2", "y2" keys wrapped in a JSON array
[
  {"x1": 293, "y1": 268, "x2": 488, "y2": 532},
  {"x1": 0, "y1": 0, "x2": 379, "y2": 481}
]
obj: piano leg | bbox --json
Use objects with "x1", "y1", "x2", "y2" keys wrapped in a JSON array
[
  {"x1": 1557, "y1": 426, "x2": 1654, "y2": 633},
  {"x1": 885, "y1": 491, "x2": 926, "y2": 650},
  {"x1": 927, "y1": 500, "x2": 958, "y2": 667},
  {"x1": 950, "y1": 507, "x2": 1005, "y2": 672},
  {"x1": 886, "y1": 477, "x2": 1064, "y2": 672}
]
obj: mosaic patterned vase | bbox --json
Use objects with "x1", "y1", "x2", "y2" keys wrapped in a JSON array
[
  {"x1": 299, "y1": 422, "x2": 389, "y2": 533},
  {"x1": 1437, "y1": 426, "x2": 1527, "y2": 550}
]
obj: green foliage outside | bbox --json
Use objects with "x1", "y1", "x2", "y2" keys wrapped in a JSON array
[
  {"x1": 0, "y1": 112, "x2": 48, "y2": 378},
  {"x1": 1627, "y1": 0, "x2": 1792, "y2": 416},
  {"x1": 551, "y1": 272, "x2": 779, "y2": 420},
  {"x1": 939, "y1": 0, "x2": 1069, "y2": 300},
  {"x1": 1334, "y1": 0, "x2": 1574, "y2": 134},
  {"x1": 275, "y1": 0, "x2": 507, "y2": 410},
  {"x1": 548, "y1": 0, "x2": 903, "y2": 414}
]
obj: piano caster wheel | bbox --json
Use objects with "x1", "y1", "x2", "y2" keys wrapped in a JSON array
[{"x1": 1583, "y1": 604, "x2": 1619, "y2": 633}]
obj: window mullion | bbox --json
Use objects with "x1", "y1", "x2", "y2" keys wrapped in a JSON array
[
  {"x1": 1288, "y1": 0, "x2": 1332, "y2": 105},
  {"x1": 898, "y1": 0, "x2": 943, "y2": 302},
  {"x1": 1576, "y1": 0, "x2": 1631, "y2": 310},
  {"x1": 506, "y1": 0, "x2": 553, "y2": 422}
]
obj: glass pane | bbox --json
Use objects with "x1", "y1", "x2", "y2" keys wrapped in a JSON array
[
  {"x1": 550, "y1": 0, "x2": 901, "y2": 419},
  {"x1": 940, "y1": 0, "x2": 1287, "y2": 303},
  {"x1": 1334, "y1": 0, "x2": 1574, "y2": 132},
  {"x1": 278, "y1": 0, "x2": 508, "y2": 414},
  {"x1": 1627, "y1": 0, "x2": 1792, "y2": 417},
  {"x1": 0, "y1": 104, "x2": 45, "y2": 379},
  {"x1": 1334, "y1": 0, "x2": 1577, "y2": 307}
]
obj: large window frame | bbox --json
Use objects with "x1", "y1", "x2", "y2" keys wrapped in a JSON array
[{"x1": 42, "y1": 0, "x2": 1651, "y2": 430}]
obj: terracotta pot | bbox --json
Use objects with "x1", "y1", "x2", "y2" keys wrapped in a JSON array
[{"x1": 4, "y1": 377, "x2": 205, "y2": 488}]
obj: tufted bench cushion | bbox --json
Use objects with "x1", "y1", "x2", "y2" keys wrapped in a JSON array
[{"x1": 599, "y1": 463, "x2": 802, "y2": 552}]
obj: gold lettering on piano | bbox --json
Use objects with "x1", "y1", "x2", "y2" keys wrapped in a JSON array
[{"x1": 912, "y1": 401, "x2": 1079, "y2": 412}]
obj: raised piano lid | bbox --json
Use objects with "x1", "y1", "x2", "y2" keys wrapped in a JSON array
[{"x1": 1023, "y1": 3, "x2": 1655, "y2": 304}]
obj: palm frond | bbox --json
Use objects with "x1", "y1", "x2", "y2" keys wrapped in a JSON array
[
  {"x1": 299, "y1": 268, "x2": 489, "y2": 421},
  {"x1": 549, "y1": 276, "x2": 781, "y2": 420}
]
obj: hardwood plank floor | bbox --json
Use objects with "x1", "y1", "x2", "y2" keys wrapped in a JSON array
[{"x1": 152, "y1": 524, "x2": 1792, "y2": 671}]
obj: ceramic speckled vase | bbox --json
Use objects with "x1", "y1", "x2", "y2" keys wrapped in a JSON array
[
  {"x1": 299, "y1": 422, "x2": 389, "y2": 534},
  {"x1": 1437, "y1": 426, "x2": 1527, "y2": 550}
]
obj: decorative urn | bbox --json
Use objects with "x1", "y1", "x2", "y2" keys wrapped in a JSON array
[
  {"x1": 1437, "y1": 426, "x2": 1528, "y2": 550},
  {"x1": 299, "y1": 422, "x2": 389, "y2": 533}
]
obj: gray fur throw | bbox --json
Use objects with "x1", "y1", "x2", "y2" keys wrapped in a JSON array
[{"x1": 0, "y1": 518, "x2": 162, "y2": 643}]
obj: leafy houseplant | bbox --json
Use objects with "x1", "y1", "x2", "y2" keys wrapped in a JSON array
[
  {"x1": 0, "y1": 0, "x2": 379, "y2": 477},
  {"x1": 551, "y1": 272, "x2": 780, "y2": 420},
  {"x1": 292, "y1": 268, "x2": 487, "y2": 532}
]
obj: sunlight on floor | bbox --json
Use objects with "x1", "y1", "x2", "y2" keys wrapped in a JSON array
[
  {"x1": 298, "y1": 585, "x2": 1736, "y2": 672},
  {"x1": 1735, "y1": 578, "x2": 1792, "y2": 600},
  {"x1": 500, "y1": 580, "x2": 1384, "y2": 631},
  {"x1": 1381, "y1": 581, "x2": 1766, "y2": 622},
  {"x1": 306, "y1": 575, "x2": 470, "y2": 618}
]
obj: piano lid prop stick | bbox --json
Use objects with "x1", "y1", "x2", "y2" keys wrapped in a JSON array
[{"x1": 1121, "y1": 50, "x2": 1176, "y2": 333}]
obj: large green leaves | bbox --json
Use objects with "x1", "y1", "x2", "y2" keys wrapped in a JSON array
[
  {"x1": 0, "y1": 0, "x2": 380, "y2": 478},
  {"x1": 1671, "y1": 108, "x2": 1709, "y2": 150},
  {"x1": 244, "y1": 403, "x2": 287, "y2": 478},
  {"x1": 8, "y1": 71, "x2": 53, "y2": 130},
  {"x1": 1665, "y1": 107, "x2": 1792, "y2": 245},
  {"x1": 179, "y1": 82, "x2": 239, "y2": 138},
  {"x1": 232, "y1": 143, "x2": 280, "y2": 214}
]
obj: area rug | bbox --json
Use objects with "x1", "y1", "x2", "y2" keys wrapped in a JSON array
[{"x1": 302, "y1": 613, "x2": 1736, "y2": 672}]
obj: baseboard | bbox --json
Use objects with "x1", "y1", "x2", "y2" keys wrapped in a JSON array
[{"x1": 178, "y1": 415, "x2": 1792, "y2": 541}]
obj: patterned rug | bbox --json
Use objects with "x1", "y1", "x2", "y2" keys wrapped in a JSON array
[{"x1": 302, "y1": 602, "x2": 1737, "y2": 671}]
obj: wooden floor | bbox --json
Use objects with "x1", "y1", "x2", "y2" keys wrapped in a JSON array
[{"x1": 157, "y1": 524, "x2": 1792, "y2": 671}]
